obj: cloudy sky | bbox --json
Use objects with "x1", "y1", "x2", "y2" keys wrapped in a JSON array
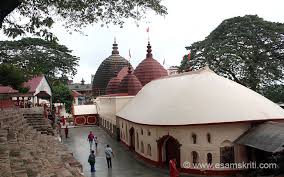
[{"x1": 1, "y1": 0, "x2": 284, "y2": 83}]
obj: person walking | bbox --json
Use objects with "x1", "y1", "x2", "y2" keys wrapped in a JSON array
[
  {"x1": 105, "y1": 144, "x2": 114, "y2": 168},
  {"x1": 88, "y1": 131, "x2": 95, "y2": 149},
  {"x1": 88, "y1": 150, "x2": 96, "y2": 172},
  {"x1": 64, "y1": 125, "x2": 69, "y2": 139},
  {"x1": 94, "y1": 136, "x2": 98, "y2": 149}
]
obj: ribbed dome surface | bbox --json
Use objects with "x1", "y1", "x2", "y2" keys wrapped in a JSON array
[
  {"x1": 117, "y1": 66, "x2": 133, "y2": 79},
  {"x1": 106, "y1": 66, "x2": 134, "y2": 94},
  {"x1": 119, "y1": 66, "x2": 142, "y2": 95},
  {"x1": 134, "y1": 42, "x2": 168, "y2": 86},
  {"x1": 106, "y1": 76, "x2": 121, "y2": 94},
  {"x1": 92, "y1": 41, "x2": 130, "y2": 96}
]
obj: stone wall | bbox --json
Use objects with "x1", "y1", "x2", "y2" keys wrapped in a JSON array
[{"x1": 0, "y1": 108, "x2": 84, "y2": 177}]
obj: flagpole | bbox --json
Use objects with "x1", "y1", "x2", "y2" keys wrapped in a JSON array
[
  {"x1": 128, "y1": 49, "x2": 131, "y2": 63},
  {"x1": 148, "y1": 32, "x2": 150, "y2": 42}
]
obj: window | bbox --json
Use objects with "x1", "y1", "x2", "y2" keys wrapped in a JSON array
[
  {"x1": 122, "y1": 122, "x2": 123, "y2": 128},
  {"x1": 141, "y1": 141, "x2": 144, "y2": 153},
  {"x1": 136, "y1": 132, "x2": 139, "y2": 149},
  {"x1": 147, "y1": 144, "x2": 152, "y2": 156},
  {"x1": 207, "y1": 153, "x2": 213, "y2": 164},
  {"x1": 192, "y1": 133, "x2": 197, "y2": 144},
  {"x1": 147, "y1": 130, "x2": 151, "y2": 136},
  {"x1": 207, "y1": 133, "x2": 211, "y2": 143},
  {"x1": 141, "y1": 128, "x2": 143, "y2": 135},
  {"x1": 192, "y1": 151, "x2": 198, "y2": 164}
]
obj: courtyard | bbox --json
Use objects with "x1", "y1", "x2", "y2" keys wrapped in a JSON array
[{"x1": 63, "y1": 126, "x2": 171, "y2": 177}]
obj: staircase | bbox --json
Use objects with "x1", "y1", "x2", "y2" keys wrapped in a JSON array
[
  {"x1": 23, "y1": 113, "x2": 54, "y2": 135},
  {"x1": 0, "y1": 109, "x2": 83, "y2": 177}
]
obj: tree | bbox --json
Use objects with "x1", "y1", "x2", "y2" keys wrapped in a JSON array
[
  {"x1": 180, "y1": 15, "x2": 284, "y2": 92},
  {"x1": 0, "y1": 37, "x2": 79, "y2": 80},
  {"x1": 52, "y1": 83, "x2": 73, "y2": 114},
  {"x1": 262, "y1": 84, "x2": 284, "y2": 103},
  {"x1": 0, "y1": 0, "x2": 167, "y2": 40},
  {"x1": 0, "y1": 63, "x2": 29, "y2": 92}
]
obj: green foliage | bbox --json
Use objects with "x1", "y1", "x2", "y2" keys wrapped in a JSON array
[
  {"x1": 52, "y1": 83, "x2": 73, "y2": 114},
  {"x1": 0, "y1": 37, "x2": 79, "y2": 80},
  {"x1": 1, "y1": 0, "x2": 167, "y2": 40},
  {"x1": 0, "y1": 63, "x2": 29, "y2": 92},
  {"x1": 262, "y1": 84, "x2": 284, "y2": 103},
  {"x1": 180, "y1": 15, "x2": 284, "y2": 92}
]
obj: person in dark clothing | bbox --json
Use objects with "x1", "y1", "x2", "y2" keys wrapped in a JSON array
[
  {"x1": 88, "y1": 150, "x2": 96, "y2": 172},
  {"x1": 64, "y1": 125, "x2": 69, "y2": 139}
]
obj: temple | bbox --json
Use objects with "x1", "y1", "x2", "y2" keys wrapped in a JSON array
[{"x1": 92, "y1": 40, "x2": 131, "y2": 96}]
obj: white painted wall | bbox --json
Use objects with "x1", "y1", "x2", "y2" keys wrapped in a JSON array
[
  {"x1": 96, "y1": 96, "x2": 133, "y2": 125},
  {"x1": 35, "y1": 76, "x2": 52, "y2": 96},
  {"x1": 73, "y1": 105, "x2": 97, "y2": 115},
  {"x1": 118, "y1": 119, "x2": 250, "y2": 169}
]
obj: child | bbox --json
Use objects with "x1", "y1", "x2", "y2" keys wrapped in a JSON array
[{"x1": 94, "y1": 136, "x2": 98, "y2": 149}]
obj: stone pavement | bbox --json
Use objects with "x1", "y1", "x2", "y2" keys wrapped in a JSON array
[{"x1": 62, "y1": 126, "x2": 171, "y2": 177}]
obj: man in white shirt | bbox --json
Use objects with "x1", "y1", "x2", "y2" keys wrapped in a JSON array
[{"x1": 105, "y1": 144, "x2": 114, "y2": 168}]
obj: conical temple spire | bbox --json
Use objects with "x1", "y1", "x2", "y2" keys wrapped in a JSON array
[
  {"x1": 81, "y1": 78, "x2": 85, "y2": 85},
  {"x1": 112, "y1": 37, "x2": 119, "y2": 55},
  {"x1": 127, "y1": 62, "x2": 132, "y2": 74},
  {"x1": 146, "y1": 41, "x2": 153, "y2": 58}
]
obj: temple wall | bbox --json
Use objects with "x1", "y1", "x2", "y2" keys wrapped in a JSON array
[
  {"x1": 96, "y1": 96, "x2": 133, "y2": 136},
  {"x1": 118, "y1": 118, "x2": 251, "y2": 170}
]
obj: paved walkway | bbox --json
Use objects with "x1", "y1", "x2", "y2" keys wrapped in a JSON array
[{"x1": 63, "y1": 126, "x2": 170, "y2": 177}]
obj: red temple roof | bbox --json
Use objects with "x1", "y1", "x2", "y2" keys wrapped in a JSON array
[
  {"x1": 134, "y1": 42, "x2": 168, "y2": 86},
  {"x1": 106, "y1": 66, "x2": 134, "y2": 95},
  {"x1": 106, "y1": 76, "x2": 121, "y2": 94},
  {"x1": 0, "y1": 76, "x2": 43, "y2": 94},
  {"x1": 119, "y1": 66, "x2": 142, "y2": 95}
]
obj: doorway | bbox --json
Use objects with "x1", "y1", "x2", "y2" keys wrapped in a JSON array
[{"x1": 129, "y1": 127, "x2": 135, "y2": 150}]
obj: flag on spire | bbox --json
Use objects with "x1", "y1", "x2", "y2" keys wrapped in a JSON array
[
  {"x1": 146, "y1": 27, "x2": 150, "y2": 42},
  {"x1": 146, "y1": 27, "x2": 149, "y2": 32},
  {"x1": 129, "y1": 49, "x2": 131, "y2": 59}
]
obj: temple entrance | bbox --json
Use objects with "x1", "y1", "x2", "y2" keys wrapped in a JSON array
[
  {"x1": 157, "y1": 135, "x2": 181, "y2": 168},
  {"x1": 129, "y1": 127, "x2": 135, "y2": 150}
]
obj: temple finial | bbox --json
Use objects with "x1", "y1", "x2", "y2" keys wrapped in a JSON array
[
  {"x1": 146, "y1": 41, "x2": 152, "y2": 58},
  {"x1": 112, "y1": 37, "x2": 119, "y2": 55}
]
